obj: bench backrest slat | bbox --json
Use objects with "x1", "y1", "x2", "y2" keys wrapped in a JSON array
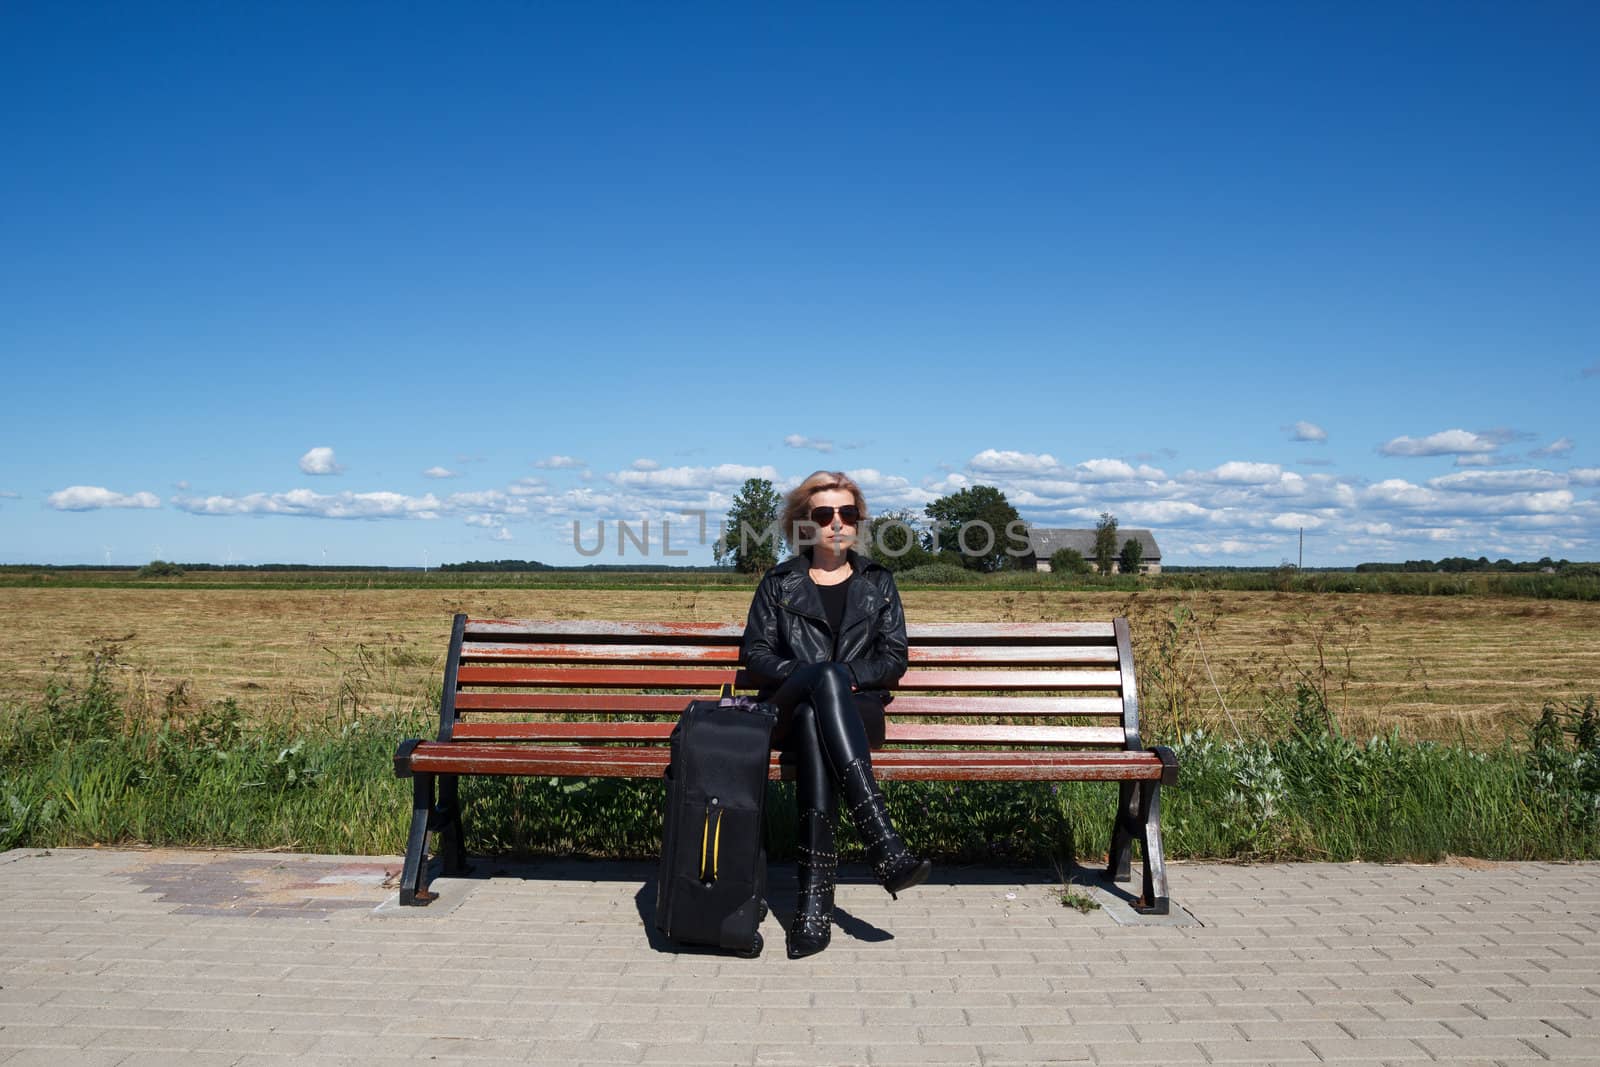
[
  {"x1": 459, "y1": 642, "x2": 1120, "y2": 667},
  {"x1": 462, "y1": 619, "x2": 1116, "y2": 642},
  {"x1": 436, "y1": 614, "x2": 1143, "y2": 754},
  {"x1": 453, "y1": 693, "x2": 1126, "y2": 717},
  {"x1": 454, "y1": 665, "x2": 1125, "y2": 691},
  {"x1": 449, "y1": 721, "x2": 1128, "y2": 746}
]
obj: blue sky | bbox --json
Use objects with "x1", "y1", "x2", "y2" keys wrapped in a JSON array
[{"x1": 3, "y1": 2, "x2": 1597, "y2": 568}]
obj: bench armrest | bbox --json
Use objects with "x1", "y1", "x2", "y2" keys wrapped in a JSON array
[
  {"x1": 1151, "y1": 744, "x2": 1179, "y2": 786},
  {"x1": 394, "y1": 738, "x2": 421, "y2": 779}
]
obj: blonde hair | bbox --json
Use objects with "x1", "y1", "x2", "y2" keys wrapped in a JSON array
[{"x1": 781, "y1": 470, "x2": 869, "y2": 555}]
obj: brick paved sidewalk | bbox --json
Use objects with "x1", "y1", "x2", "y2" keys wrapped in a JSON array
[{"x1": 0, "y1": 848, "x2": 1595, "y2": 1065}]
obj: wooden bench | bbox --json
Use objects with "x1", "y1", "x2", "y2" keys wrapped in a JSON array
[{"x1": 393, "y1": 613, "x2": 1179, "y2": 913}]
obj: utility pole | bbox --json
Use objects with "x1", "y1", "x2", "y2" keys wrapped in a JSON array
[{"x1": 1299, "y1": 527, "x2": 1304, "y2": 570}]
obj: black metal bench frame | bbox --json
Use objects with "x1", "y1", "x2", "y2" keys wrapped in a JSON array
[{"x1": 394, "y1": 614, "x2": 1178, "y2": 912}]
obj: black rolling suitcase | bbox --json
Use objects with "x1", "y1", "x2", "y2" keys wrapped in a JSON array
[{"x1": 654, "y1": 687, "x2": 776, "y2": 956}]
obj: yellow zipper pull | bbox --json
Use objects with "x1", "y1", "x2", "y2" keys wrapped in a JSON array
[
  {"x1": 712, "y1": 809, "x2": 723, "y2": 880},
  {"x1": 699, "y1": 807, "x2": 711, "y2": 881}
]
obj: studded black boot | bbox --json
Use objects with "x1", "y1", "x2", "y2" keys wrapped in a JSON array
[
  {"x1": 841, "y1": 757, "x2": 932, "y2": 898},
  {"x1": 786, "y1": 808, "x2": 836, "y2": 959}
]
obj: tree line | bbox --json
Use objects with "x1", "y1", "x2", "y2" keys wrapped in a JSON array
[{"x1": 713, "y1": 478, "x2": 1149, "y2": 577}]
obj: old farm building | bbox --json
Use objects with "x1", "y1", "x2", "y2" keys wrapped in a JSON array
[{"x1": 1024, "y1": 527, "x2": 1163, "y2": 574}]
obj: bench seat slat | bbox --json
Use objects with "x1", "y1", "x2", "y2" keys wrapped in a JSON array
[
  {"x1": 459, "y1": 642, "x2": 1120, "y2": 667},
  {"x1": 448, "y1": 721, "x2": 1128, "y2": 746},
  {"x1": 406, "y1": 742, "x2": 1165, "y2": 781},
  {"x1": 451, "y1": 693, "x2": 1127, "y2": 716},
  {"x1": 455, "y1": 666, "x2": 1126, "y2": 691}
]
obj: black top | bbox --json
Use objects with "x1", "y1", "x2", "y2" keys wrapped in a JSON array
[{"x1": 815, "y1": 572, "x2": 853, "y2": 656}]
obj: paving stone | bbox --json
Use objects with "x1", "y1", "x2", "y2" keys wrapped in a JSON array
[{"x1": 2, "y1": 849, "x2": 1599, "y2": 1066}]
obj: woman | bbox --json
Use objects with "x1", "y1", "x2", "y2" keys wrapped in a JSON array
[{"x1": 741, "y1": 470, "x2": 932, "y2": 959}]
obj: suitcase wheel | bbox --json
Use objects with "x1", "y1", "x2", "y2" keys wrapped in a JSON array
[
  {"x1": 758, "y1": 898, "x2": 769, "y2": 923},
  {"x1": 737, "y1": 932, "x2": 763, "y2": 959}
]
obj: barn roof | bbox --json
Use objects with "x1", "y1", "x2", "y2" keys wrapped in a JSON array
[{"x1": 1024, "y1": 527, "x2": 1162, "y2": 559}]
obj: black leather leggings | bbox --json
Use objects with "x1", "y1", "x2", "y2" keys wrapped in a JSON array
[{"x1": 768, "y1": 662, "x2": 878, "y2": 818}]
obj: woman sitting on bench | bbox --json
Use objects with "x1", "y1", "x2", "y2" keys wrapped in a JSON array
[{"x1": 741, "y1": 470, "x2": 932, "y2": 959}]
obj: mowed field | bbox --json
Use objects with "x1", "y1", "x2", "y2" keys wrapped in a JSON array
[{"x1": 2, "y1": 584, "x2": 1597, "y2": 741}]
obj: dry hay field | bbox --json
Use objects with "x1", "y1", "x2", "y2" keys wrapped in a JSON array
[{"x1": 2, "y1": 584, "x2": 1596, "y2": 742}]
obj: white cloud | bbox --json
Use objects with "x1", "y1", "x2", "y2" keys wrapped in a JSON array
[
  {"x1": 47, "y1": 486, "x2": 162, "y2": 511},
  {"x1": 463, "y1": 515, "x2": 495, "y2": 528},
  {"x1": 1074, "y1": 458, "x2": 1134, "y2": 481},
  {"x1": 1454, "y1": 454, "x2": 1497, "y2": 468},
  {"x1": 491, "y1": 527, "x2": 513, "y2": 542},
  {"x1": 507, "y1": 477, "x2": 546, "y2": 496},
  {"x1": 1429, "y1": 469, "x2": 1567, "y2": 493},
  {"x1": 922, "y1": 472, "x2": 970, "y2": 493},
  {"x1": 606, "y1": 463, "x2": 779, "y2": 492},
  {"x1": 631, "y1": 458, "x2": 661, "y2": 471},
  {"x1": 173, "y1": 489, "x2": 442, "y2": 520},
  {"x1": 422, "y1": 466, "x2": 459, "y2": 479},
  {"x1": 1290, "y1": 421, "x2": 1328, "y2": 443},
  {"x1": 0, "y1": 489, "x2": 20, "y2": 499},
  {"x1": 1530, "y1": 437, "x2": 1575, "y2": 458},
  {"x1": 1513, "y1": 490, "x2": 1575, "y2": 514},
  {"x1": 969, "y1": 449, "x2": 1061, "y2": 475},
  {"x1": 445, "y1": 489, "x2": 530, "y2": 516},
  {"x1": 1269, "y1": 512, "x2": 1327, "y2": 530},
  {"x1": 1570, "y1": 468, "x2": 1600, "y2": 487},
  {"x1": 298, "y1": 447, "x2": 343, "y2": 475},
  {"x1": 1379, "y1": 429, "x2": 1498, "y2": 457},
  {"x1": 785, "y1": 434, "x2": 835, "y2": 453},
  {"x1": 1114, "y1": 500, "x2": 1212, "y2": 525},
  {"x1": 1196, "y1": 461, "x2": 1283, "y2": 485},
  {"x1": 1187, "y1": 539, "x2": 1259, "y2": 556},
  {"x1": 534, "y1": 455, "x2": 585, "y2": 469},
  {"x1": 1363, "y1": 479, "x2": 1439, "y2": 509}
]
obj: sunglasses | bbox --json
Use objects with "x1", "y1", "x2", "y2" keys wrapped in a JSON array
[{"x1": 809, "y1": 505, "x2": 862, "y2": 526}]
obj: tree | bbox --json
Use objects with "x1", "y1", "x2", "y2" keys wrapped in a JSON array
[
  {"x1": 1118, "y1": 536, "x2": 1144, "y2": 577},
  {"x1": 865, "y1": 508, "x2": 940, "y2": 572},
  {"x1": 136, "y1": 559, "x2": 185, "y2": 578},
  {"x1": 714, "y1": 478, "x2": 782, "y2": 573},
  {"x1": 1049, "y1": 547, "x2": 1091, "y2": 575},
  {"x1": 923, "y1": 485, "x2": 1029, "y2": 573},
  {"x1": 1093, "y1": 512, "x2": 1119, "y2": 576}
]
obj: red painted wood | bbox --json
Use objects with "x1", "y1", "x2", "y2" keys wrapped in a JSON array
[
  {"x1": 450, "y1": 692, "x2": 1128, "y2": 717},
  {"x1": 861, "y1": 695, "x2": 1125, "y2": 717},
  {"x1": 456, "y1": 665, "x2": 737, "y2": 688},
  {"x1": 405, "y1": 743, "x2": 1166, "y2": 781},
  {"x1": 447, "y1": 721, "x2": 1126, "y2": 746},
  {"x1": 451, "y1": 722, "x2": 674, "y2": 741},
  {"x1": 462, "y1": 642, "x2": 744, "y2": 664},
  {"x1": 454, "y1": 666, "x2": 1124, "y2": 691},
  {"x1": 464, "y1": 618, "x2": 1117, "y2": 641},
  {"x1": 455, "y1": 693, "x2": 698, "y2": 714},
  {"x1": 466, "y1": 619, "x2": 743, "y2": 641},
  {"x1": 890, "y1": 669, "x2": 1124, "y2": 691},
  {"x1": 458, "y1": 641, "x2": 1119, "y2": 667}
]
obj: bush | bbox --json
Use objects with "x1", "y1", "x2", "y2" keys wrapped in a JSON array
[
  {"x1": 1050, "y1": 548, "x2": 1091, "y2": 575},
  {"x1": 896, "y1": 563, "x2": 983, "y2": 585},
  {"x1": 136, "y1": 560, "x2": 185, "y2": 578}
]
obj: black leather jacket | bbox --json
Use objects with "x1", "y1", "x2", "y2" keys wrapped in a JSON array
[{"x1": 740, "y1": 547, "x2": 909, "y2": 704}]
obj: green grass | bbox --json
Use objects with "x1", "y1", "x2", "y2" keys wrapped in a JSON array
[{"x1": 5, "y1": 657, "x2": 1597, "y2": 865}]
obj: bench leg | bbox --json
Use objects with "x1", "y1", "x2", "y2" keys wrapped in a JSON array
[
  {"x1": 399, "y1": 772, "x2": 437, "y2": 906},
  {"x1": 436, "y1": 774, "x2": 471, "y2": 877},
  {"x1": 1133, "y1": 780, "x2": 1170, "y2": 915},
  {"x1": 1105, "y1": 781, "x2": 1137, "y2": 883}
]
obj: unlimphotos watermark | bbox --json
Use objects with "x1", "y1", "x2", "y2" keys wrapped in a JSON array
[{"x1": 570, "y1": 508, "x2": 1034, "y2": 558}]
